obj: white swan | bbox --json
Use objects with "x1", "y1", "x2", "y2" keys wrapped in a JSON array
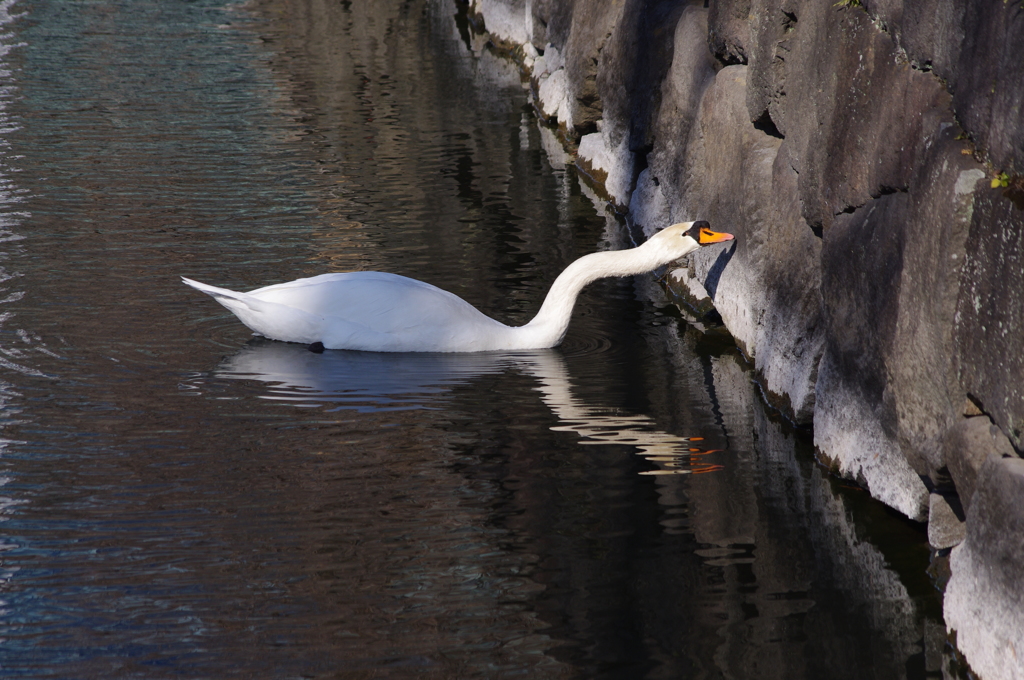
[{"x1": 182, "y1": 220, "x2": 733, "y2": 352}]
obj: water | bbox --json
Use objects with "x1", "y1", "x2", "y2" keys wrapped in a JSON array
[{"x1": 0, "y1": 0, "x2": 942, "y2": 677}]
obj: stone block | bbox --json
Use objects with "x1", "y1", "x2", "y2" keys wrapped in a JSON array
[
  {"x1": 953, "y1": 191, "x2": 1024, "y2": 456},
  {"x1": 597, "y1": 0, "x2": 687, "y2": 148},
  {"x1": 576, "y1": 129, "x2": 633, "y2": 208},
  {"x1": 753, "y1": 141, "x2": 823, "y2": 423},
  {"x1": 665, "y1": 266, "x2": 715, "y2": 318},
  {"x1": 676, "y1": 65, "x2": 778, "y2": 364},
  {"x1": 943, "y1": 415, "x2": 1018, "y2": 514},
  {"x1": 948, "y1": 4, "x2": 1024, "y2": 174},
  {"x1": 642, "y1": 5, "x2": 720, "y2": 216},
  {"x1": 814, "y1": 125, "x2": 985, "y2": 503},
  {"x1": 522, "y1": 0, "x2": 626, "y2": 137},
  {"x1": 813, "y1": 351, "x2": 929, "y2": 521},
  {"x1": 526, "y1": 0, "x2": 558, "y2": 50},
  {"x1": 820, "y1": 192, "x2": 906, "y2": 422},
  {"x1": 944, "y1": 454, "x2": 1024, "y2": 680},
  {"x1": 757, "y1": 1, "x2": 951, "y2": 233},
  {"x1": 928, "y1": 492, "x2": 965, "y2": 550},
  {"x1": 885, "y1": 133, "x2": 985, "y2": 477},
  {"x1": 707, "y1": 0, "x2": 750, "y2": 65},
  {"x1": 858, "y1": 0, "x2": 1024, "y2": 174},
  {"x1": 860, "y1": 0, "x2": 966, "y2": 82},
  {"x1": 743, "y1": 0, "x2": 799, "y2": 136},
  {"x1": 472, "y1": 0, "x2": 530, "y2": 45}
]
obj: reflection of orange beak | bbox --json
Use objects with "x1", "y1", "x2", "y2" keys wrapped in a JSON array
[
  {"x1": 692, "y1": 464, "x2": 726, "y2": 474},
  {"x1": 698, "y1": 227, "x2": 735, "y2": 244}
]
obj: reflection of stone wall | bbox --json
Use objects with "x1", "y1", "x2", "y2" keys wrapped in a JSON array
[
  {"x1": 631, "y1": 318, "x2": 936, "y2": 679},
  {"x1": 464, "y1": 0, "x2": 1024, "y2": 676}
]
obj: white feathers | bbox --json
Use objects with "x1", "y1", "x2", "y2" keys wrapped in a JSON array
[{"x1": 184, "y1": 221, "x2": 725, "y2": 353}]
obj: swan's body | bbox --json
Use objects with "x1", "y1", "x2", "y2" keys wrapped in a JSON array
[{"x1": 183, "y1": 221, "x2": 733, "y2": 352}]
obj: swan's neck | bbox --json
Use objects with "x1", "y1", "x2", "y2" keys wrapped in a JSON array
[{"x1": 516, "y1": 247, "x2": 653, "y2": 347}]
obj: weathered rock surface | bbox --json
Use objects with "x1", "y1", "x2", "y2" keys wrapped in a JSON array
[
  {"x1": 862, "y1": 0, "x2": 1024, "y2": 175},
  {"x1": 945, "y1": 455, "x2": 1024, "y2": 680},
  {"x1": 928, "y1": 492, "x2": 966, "y2": 551},
  {"x1": 466, "y1": 0, "x2": 1024, "y2": 676},
  {"x1": 954, "y1": 193, "x2": 1024, "y2": 455},
  {"x1": 944, "y1": 414, "x2": 1019, "y2": 514}
]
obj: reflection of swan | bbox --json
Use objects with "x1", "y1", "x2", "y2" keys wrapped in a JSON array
[
  {"x1": 517, "y1": 352, "x2": 723, "y2": 475},
  {"x1": 183, "y1": 222, "x2": 733, "y2": 352},
  {"x1": 216, "y1": 340, "x2": 515, "y2": 411},
  {"x1": 212, "y1": 341, "x2": 722, "y2": 473}
]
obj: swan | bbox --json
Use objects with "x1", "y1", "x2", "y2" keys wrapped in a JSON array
[{"x1": 182, "y1": 220, "x2": 733, "y2": 352}]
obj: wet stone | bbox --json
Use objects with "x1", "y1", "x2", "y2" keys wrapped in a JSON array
[{"x1": 928, "y1": 493, "x2": 966, "y2": 550}]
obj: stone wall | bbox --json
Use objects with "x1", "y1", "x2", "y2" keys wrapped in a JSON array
[{"x1": 464, "y1": 0, "x2": 1024, "y2": 677}]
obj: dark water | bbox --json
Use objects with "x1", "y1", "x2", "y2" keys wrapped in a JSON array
[{"x1": 0, "y1": 0, "x2": 943, "y2": 677}]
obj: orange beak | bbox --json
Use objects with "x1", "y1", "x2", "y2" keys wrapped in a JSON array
[{"x1": 698, "y1": 227, "x2": 735, "y2": 244}]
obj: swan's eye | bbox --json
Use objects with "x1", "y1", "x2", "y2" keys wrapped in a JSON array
[{"x1": 684, "y1": 220, "x2": 710, "y2": 241}]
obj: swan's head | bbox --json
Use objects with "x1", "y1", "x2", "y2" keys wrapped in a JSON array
[{"x1": 645, "y1": 221, "x2": 734, "y2": 263}]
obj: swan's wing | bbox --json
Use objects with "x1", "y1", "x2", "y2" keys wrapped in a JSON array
[
  {"x1": 247, "y1": 272, "x2": 502, "y2": 335},
  {"x1": 185, "y1": 272, "x2": 518, "y2": 352}
]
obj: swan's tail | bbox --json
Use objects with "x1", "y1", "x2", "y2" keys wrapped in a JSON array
[
  {"x1": 181, "y1": 276, "x2": 269, "y2": 322},
  {"x1": 181, "y1": 277, "x2": 248, "y2": 303},
  {"x1": 181, "y1": 277, "x2": 323, "y2": 345}
]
